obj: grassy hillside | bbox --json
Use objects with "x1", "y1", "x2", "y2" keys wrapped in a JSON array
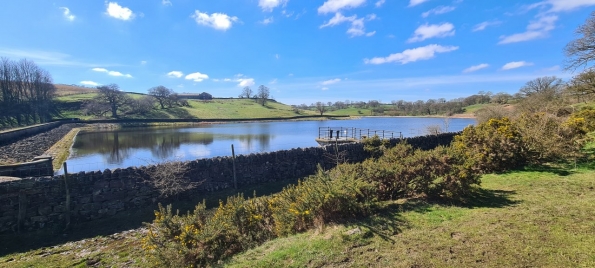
[
  {"x1": 1, "y1": 166, "x2": 594, "y2": 267},
  {"x1": 54, "y1": 84, "x2": 97, "y2": 96},
  {"x1": 53, "y1": 93, "x2": 319, "y2": 120}
]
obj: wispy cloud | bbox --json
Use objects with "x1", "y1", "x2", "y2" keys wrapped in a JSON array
[
  {"x1": 501, "y1": 61, "x2": 533, "y2": 70},
  {"x1": 191, "y1": 10, "x2": 239, "y2": 31},
  {"x1": 408, "y1": 23, "x2": 455, "y2": 43},
  {"x1": 92, "y1": 67, "x2": 133, "y2": 78},
  {"x1": 106, "y1": 2, "x2": 135, "y2": 21},
  {"x1": 185, "y1": 72, "x2": 209, "y2": 82},
  {"x1": 422, "y1": 6, "x2": 455, "y2": 18},
  {"x1": 259, "y1": 0, "x2": 288, "y2": 12},
  {"x1": 167, "y1": 71, "x2": 184, "y2": 78},
  {"x1": 321, "y1": 78, "x2": 342, "y2": 85},
  {"x1": 375, "y1": 0, "x2": 386, "y2": 7},
  {"x1": 543, "y1": 0, "x2": 595, "y2": 12},
  {"x1": 318, "y1": 0, "x2": 366, "y2": 14},
  {"x1": 237, "y1": 78, "x2": 255, "y2": 87},
  {"x1": 472, "y1": 20, "x2": 501, "y2": 32},
  {"x1": 364, "y1": 44, "x2": 459, "y2": 65},
  {"x1": 463, "y1": 63, "x2": 489, "y2": 73},
  {"x1": 162, "y1": 0, "x2": 172, "y2": 6},
  {"x1": 59, "y1": 7, "x2": 76, "y2": 21},
  {"x1": 81, "y1": 81, "x2": 100, "y2": 86},
  {"x1": 499, "y1": 15, "x2": 557, "y2": 44},
  {"x1": 320, "y1": 13, "x2": 376, "y2": 37},
  {"x1": 260, "y1": 17, "x2": 274, "y2": 25},
  {"x1": 0, "y1": 48, "x2": 112, "y2": 67},
  {"x1": 409, "y1": 0, "x2": 430, "y2": 7}
]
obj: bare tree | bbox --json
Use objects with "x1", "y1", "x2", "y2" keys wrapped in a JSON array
[
  {"x1": 316, "y1": 101, "x2": 326, "y2": 115},
  {"x1": 143, "y1": 160, "x2": 203, "y2": 198},
  {"x1": 565, "y1": 11, "x2": 595, "y2": 70},
  {"x1": 239, "y1": 86, "x2": 252, "y2": 98},
  {"x1": 257, "y1": 85, "x2": 269, "y2": 106},
  {"x1": 96, "y1": 84, "x2": 131, "y2": 118},
  {"x1": 519, "y1": 76, "x2": 563, "y2": 97},
  {"x1": 568, "y1": 69, "x2": 595, "y2": 102},
  {"x1": 148, "y1": 86, "x2": 173, "y2": 109}
]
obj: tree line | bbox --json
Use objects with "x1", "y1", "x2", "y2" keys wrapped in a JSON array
[{"x1": 0, "y1": 58, "x2": 57, "y2": 128}]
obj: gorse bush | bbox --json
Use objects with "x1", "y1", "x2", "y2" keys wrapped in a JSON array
[
  {"x1": 336, "y1": 142, "x2": 480, "y2": 201},
  {"x1": 143, "y1": 166, "x2": 374, "y2": 267},
  {"x1": 452, "y1": 117, "x2": 526, "y2": 173}
]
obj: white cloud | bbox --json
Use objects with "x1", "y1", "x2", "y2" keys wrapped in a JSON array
[
  {"x1": 59, "y1": 7, "x2": 76, "y2": 21},
  {"x1": 499, "y1": 15, "x2": 557, "y2": 44},
  {"x1": 364, "y1": 44, "x2": 459, "y2": 65},
  {"x1": 92, "y1": 67, "x2": 132, "y2": 78},
  {"x1": 366, "y1": 31, "x2": 376, "y2": 36},
  {"x1": 261, "y1": 17, "x2": 274, "y2": 24},
  {"x1": 321, "y1": 78, "x2": 341, "y2": 85},
  {"x1": 409, "y1": 0, "x2": 430, "y2": 7},
  {"x1": 472, "y1": 20, "x2": 501, "y2": 32},
  {"x1": 375, "y1": 0, "x2": 386, "y2": 7},
  {"x1": 140, "y1": 60, "x2": 147, "y2": 65},
  {"x1": 546, "y1": 0, "x2": 595, "y2": 12},
  {"x1": 224, "y1": 78, "x2": 233, "y2": 82},
  {"x1": 167, "y1": 71, "x2": 183, "y2": 78},
  {"x1": 422, "y1": 6, "x2": 455, "y2": 18},
  {"x1": 238, "y1": 78, "x2": 255, "y2": 87},
  {"x1": 81, "y1": 81, "x2": 100, "y2": 86},
  {"x1": 106, "y1": 2, "x2": 135, "y2": 21},
  {"x1": 408, "y1": 23, "x2": 455, "y2": 43},
  {"x1": 108, "y1": 71, "x2": 132, "y2": 78},
  {"x1": 463, "y1": 63, "x2": 489, "y2": 73},
  {"x1": 320, "y1": 12, "x2": 376, "y2": 37},
  {"x1": 162, "y1": 0, "x2": 172, "y2": 6},
  {"x1": 259, "y1": 0, "x2": 288, "y2": 12},
  {"x1": 185, "y1": 72, "x2": 209, "y2": 82},
  {"x1": 191, "y1": 10, "x2": 239, "y2": 31},
  {"x1": 321, "y1": 87, "x2": 329, "y2": 90},
  {"x1": 501, "y1": 61, "x2": 533, "y2": 70},
  {"x1": 318, "y1": 0, "x2": 366, "y2": 14},
  {"x1": 270, "y1": 78, "x2": 278, "y2": 84}
]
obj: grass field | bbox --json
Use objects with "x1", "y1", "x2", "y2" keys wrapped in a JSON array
[{"x1": 1, "y1": 165, "x2": 594, "y2": 267}]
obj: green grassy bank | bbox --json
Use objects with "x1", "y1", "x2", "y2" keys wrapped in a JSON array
[{"x1": 2, "y1": 166, "x2": 594, "y2": 267}]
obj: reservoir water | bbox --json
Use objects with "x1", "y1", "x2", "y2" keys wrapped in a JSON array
[{"x1": 63, "y1": 117, "x2": 475, "y2": 173}]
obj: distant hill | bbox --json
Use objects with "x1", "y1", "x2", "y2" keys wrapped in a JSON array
[{"x1": 54, "y1": 84, "x2": 97, "y2": 96}]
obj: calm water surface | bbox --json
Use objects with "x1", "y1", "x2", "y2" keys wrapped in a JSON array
[{"x1": 63, "y1": 117, "x2": 475, "y2": 173}]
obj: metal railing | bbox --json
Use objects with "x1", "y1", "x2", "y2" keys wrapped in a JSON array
[{"x1": 318, "y1": 127, "x2": 402, "y2": 141}]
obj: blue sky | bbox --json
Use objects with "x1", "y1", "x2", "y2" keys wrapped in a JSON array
[{"x1": 0, "y1": 0, "x2": 593, "y2": 105}]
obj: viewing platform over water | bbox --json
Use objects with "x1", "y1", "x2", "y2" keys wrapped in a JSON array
[{"x1": 316, "y1": 127, "x2": 403, "y2": 146}]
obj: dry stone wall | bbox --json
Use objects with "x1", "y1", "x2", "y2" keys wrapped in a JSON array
[{"x1": 0, "y1": 132, "x2": 458, "y2": 234}]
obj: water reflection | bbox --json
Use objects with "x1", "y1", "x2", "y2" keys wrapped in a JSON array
[{"x1": 65, "y1": 118, "x2": 476, "y2": 173}]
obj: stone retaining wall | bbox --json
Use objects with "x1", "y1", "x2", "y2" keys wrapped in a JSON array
[
  {"x1": 0, "y1": 132, "x2": 458, "y2": 234},
  {"x1": 0, "y1": 122, "x2": 63, "y2": 146}
]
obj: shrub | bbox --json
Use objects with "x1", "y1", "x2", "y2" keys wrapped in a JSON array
[
  {"x1": 143, "y1": 166, "x2": 374, "y2": 266},
  {"x1": 452, "y1": 117, "x2": 526, "y2": 173},
  {"x1": 338, "y1": 142, "x2": 480, "y2": 201}
]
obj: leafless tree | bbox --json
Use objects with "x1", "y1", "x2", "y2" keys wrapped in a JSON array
[
  {"x1": 565, "y1": 11, "x2": 595, "y2": 71},
  {"x1": 568, "y1": 69, "x2": 595, "y2": 102},
  {"x1": 0, "y1": 57, "x2": 56, "y2": 127},
  {"x1": 257, "y1": 85, "x2": 269, "y2": 106},
  {"x1": 316, "y1": 101, "x2": 326, "y2": 115},
  {"x1": 96, "y1": 84, "x2": 131, "y2": 118},
  {"x1": 148, "y1": 85, "x2": 173, "y2": 109},
  {"x1": 239, "y1": 86, "x2": 252, "y2": 98},
  {"x1": 519, "y1": 76, "x2": 563, "y2": 97},
  {"x1": 144, "y1": 160, "x2": 203, "y2": 198}
]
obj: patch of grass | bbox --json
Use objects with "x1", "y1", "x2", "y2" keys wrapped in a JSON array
[
  {"x1": 43, "y1": 128, "x2": 80, "y2": 170},
  {"x1": 3, "y1": 168, "x2": 595, "y2": 267},
  {"x1": 225, "y1": 168, "x2": 595, "y2": 267}
]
